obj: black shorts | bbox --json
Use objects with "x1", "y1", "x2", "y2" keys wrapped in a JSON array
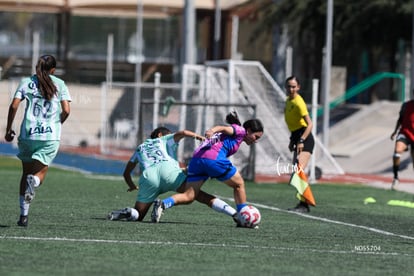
[
  {"x1": 396, "y1": 133, "x2": 414, "y2": 144},
  {"x1": 290, "y1": 128, "x2": 315, "y2": 154},
  {"x1": 396, "y1": 133, "x2": 414, "y2": 152}
]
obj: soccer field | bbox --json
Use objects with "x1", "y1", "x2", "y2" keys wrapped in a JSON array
[{"x1": 1, "y1": 156, "x2": 413, "y2": 275}]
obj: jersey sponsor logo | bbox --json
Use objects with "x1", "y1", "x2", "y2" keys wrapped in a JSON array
[
  {"x1": 28, "y1": 124, "x2": 53, "y2": 136},
  {"x1": 28, "y1": 81, "x2": 37, "y2": 90}
]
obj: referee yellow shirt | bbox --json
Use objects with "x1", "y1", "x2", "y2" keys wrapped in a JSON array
[{"x1": 284, "y1": 94, "x2": 309, "y2": 132}]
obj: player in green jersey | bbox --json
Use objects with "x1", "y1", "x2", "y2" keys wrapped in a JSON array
[
  {"x1": 108, "y1": 127, "x2": 238, "y2": 223},
  {"x1": 4, "y1": 55, "x2": 71, "y2": 226}
]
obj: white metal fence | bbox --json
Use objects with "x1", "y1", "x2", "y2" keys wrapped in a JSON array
[{"x1": 1, "y1": 60, "x2": 344, "y2": 179}]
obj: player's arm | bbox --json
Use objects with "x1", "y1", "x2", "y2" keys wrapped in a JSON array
[
  {"x1": 60, "y1": 100, "x2": 70, "y2": 124},
  {"x1": 205, "y1": 125, "x2": 234, "y2": 138},
  {"x1": 391, "y1": 120, "x2": 401, "y2": 140},
  {"x1": 173, "y1": 130, "x2": 205, "y2": 143},
  {"x1": 391, "y1": 103, "x2": 404, "y2": 140},
  {"x1": 300, "y1": 114, "x2": 313, "y2": 141},
  {"x1": 5, "y1": 98, "x2": 21, "y2": 142},
  {"x1": 123, "y1": 161, "x2": 138, "y2": 192},
  {"x1": 297, "y1": 114, "x2": 313, "y2": 152}
]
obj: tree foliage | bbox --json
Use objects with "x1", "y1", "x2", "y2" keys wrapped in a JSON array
[{"x1": 254, "y1": 0, "x2": 412, "y2": 85}]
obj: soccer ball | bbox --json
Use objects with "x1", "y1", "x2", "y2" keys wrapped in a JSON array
[{"x1": 237, "y1": 205, "x2": 261, "y2": 228}]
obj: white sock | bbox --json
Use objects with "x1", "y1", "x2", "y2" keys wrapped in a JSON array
[
  {"x1": 19, "y1": 195, "x2": 30, "y2": 216},
  {"x1": 211, "y1": 198, "x2": 237, "y2": 217},
  {"x1": 31, "y1": 175, "x2": 41, "y2": 188}
]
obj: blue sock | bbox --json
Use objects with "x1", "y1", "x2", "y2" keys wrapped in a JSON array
[
  {"x1": 162, "y1": 197, "x2": 175, "y2": 209},
  {"x1": 236, "y1": 203, "x2": 247, "y2": 212}
]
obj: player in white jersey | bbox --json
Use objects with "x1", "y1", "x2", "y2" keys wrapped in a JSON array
[
  {"x1": 4, "y1": 55, "x2": 71, "y2": 227},
  {"x1": 108, "y1": 127, "x2": 238, "y2": 222}
]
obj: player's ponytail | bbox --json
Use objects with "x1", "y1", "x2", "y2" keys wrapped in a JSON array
[
  {"x1": 225, "y1": 111, "x2": 241, "y2": 126},
  {"x1": 35, "y1": 55, "x2": 57, "y2": 101}
]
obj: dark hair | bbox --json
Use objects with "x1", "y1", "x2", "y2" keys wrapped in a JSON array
[
  {"x1": 225, "y1": 111, "x2": 242, "y2": 126},
  {"x1": 285, "y1": 75, "x2": 300, "y2": 86},
  {"x1": 35, "y1": 55, "x2": 57, "y2": 101},
  {"x1": 226, "y1": 111, "x2": 263, "y2": 133},
  {"x1": 243, "y1": 119, "x2": 264, "y2": 133},
  {"x1": 150, "y1": 127, "x2": 171, "y2": 139}
]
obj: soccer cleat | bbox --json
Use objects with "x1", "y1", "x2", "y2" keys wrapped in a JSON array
[
  {"x1": 288, "y1": 201, "x2": 310, "y2": 213},
  {"x1": 17, "y1": 215, "x2": 28, "y2": 227},
  {"x1": 232, "y1": 213, "x2": 243, "y2": 227},
  {"x1": 232, "y1": 213, "x2": 239, "y2": 224},
  {"x1": 24, "y1": 174, "x2": 36, "y2": 203},
  {"x1": 107, "y1": 208, "x2": 130, "y2": 221},
  {"x1": 391, "y1": 178, "x2": 399, "y2": 190},
  {"x1": 151, "y1": 199, "x2": 164, "y2": 223}
]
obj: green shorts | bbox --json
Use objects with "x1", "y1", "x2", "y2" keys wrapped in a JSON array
[
  {"x1": 17, "y1": 140, "x2": 60, "y2": 165},
  {"x1": 137, "y1": 161, "x2": 187, "y2": 203}
]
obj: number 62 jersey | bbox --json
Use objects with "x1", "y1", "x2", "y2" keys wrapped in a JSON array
[{"x1": 14, "y1": 75, "x2": 71, "y2": 141}]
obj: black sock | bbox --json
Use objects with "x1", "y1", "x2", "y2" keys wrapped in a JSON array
[{"x1": 393, "y1": 165, "x2": 399, "y2": 179}]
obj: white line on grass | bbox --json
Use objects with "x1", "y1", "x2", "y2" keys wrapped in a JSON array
[
  {"x1": 231, "y1": 198, "x2": 414, "y2": 241},
  {"x1": 84, "y1": 174, "x2": 124, "y2": 181},
  {"x1": 0, "y1": 235, "x2": 411, "y2": 257}
]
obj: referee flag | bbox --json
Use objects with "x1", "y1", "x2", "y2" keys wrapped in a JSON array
[{"x1": 289, "y1": 165, "x2": 316, "y2": 206}]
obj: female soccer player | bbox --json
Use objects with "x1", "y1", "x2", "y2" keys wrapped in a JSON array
[
  {"x1": 4, "y1": 55, "x2": 71, "y2": 226},
  {"x1": 108, "y1": 127, "x2": 238, "y2": 222},
  {"x1": 284, "y1": 75, "x2": 314, "y2": 213},
  {"x1": 151, "y1": 111, "x2": 264, "y2": 225},
  {"x1": 390, "y1": 98, "x2": 414, "y2": 190}
]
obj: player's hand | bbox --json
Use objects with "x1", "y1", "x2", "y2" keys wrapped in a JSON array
[
  {"x1": 181, "y1": 167, "x2": 188, "y2": 175},
  {"x1": 288, "y1": 141, "x2": 295, "y2": 152},
  {"x1": 5, "y1": 130, "x2": 15, "y2": 142},
  {"x1": 296, "y1": 142, "x2": 304, "y2": 153},
  {"x1": 205, "y1": 129, "x2": 214, "y2": 138},
  {"x1": 127, "y1": 186, "x2": 138, "y2": 192}
]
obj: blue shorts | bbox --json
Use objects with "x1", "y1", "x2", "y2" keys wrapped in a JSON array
[
  {"x1": 17, "y1": 140, "x2": 60, "y2": 165},
  {"x1": 187, "y1": 158, "x2": 237, "y2": 182}
]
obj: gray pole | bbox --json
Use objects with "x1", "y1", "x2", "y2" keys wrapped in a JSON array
[
  {"x1": 134, "y1": 0, "x2": 143, "y2": 144},
  {"x1": 213, "y1": 0, "x2": 221, "y2": 60},
  {"x1": 230, "y1": 15, "x2": 239, "y2": 59},
  {"x1": 322, "y1": 0, "x2": 333, "y2": 148},
  {"x1": 184, "y1": 0, "x2": 196, "y2": 65}
]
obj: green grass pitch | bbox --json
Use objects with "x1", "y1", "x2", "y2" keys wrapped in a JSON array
[{"x1": 0, "y1": 155, "x2": 413, "y2": 275}]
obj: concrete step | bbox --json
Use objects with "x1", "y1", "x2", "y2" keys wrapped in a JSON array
[{"x1": 328, "y1": 100, "x2": 410, "y2": 176}]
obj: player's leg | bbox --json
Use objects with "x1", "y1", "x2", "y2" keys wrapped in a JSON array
[
  {"x1": 18, "y1": 162, "x2": 31, "y2": 226},
  {"x1": 18, "y1": 161, "x2": 48, "y2": 226},
  {"x1": 195, "y1": 190, "x2": 237, "y2": 218},
  {"x1": 392, "y1": 139, "x2": 407, "y2": 189},
  {"x1": 164, "y1": 180, "x2": 202, "y2": 207},
  {"x1": 134, "y1": 201, "x2": 152, "y2": 221},
  {"x1": 411, "y1": 144, "x2": 414, "y2": 169},
  {"x1": 221, "y1": 171, "x2": 248, "y2": 212},
  {"x1": 22, "y1": 140, "x2": 58, "y2": 204},
  {"x1": 24, "y1": 160, "x2": 48, "y2": 203},
  {"x1": 297, "y1": 151, "x2": 311, "y2": 170},
  {"x1": 151, "y1": 180, "x2": 203, "y2": 223}
]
